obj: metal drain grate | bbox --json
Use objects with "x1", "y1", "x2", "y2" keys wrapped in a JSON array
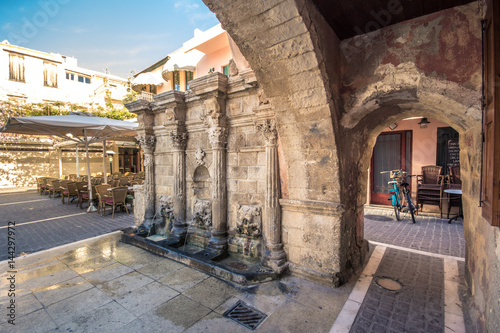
[{"x1": 223, "y1": 300, "x2": 267, "y2": 330}]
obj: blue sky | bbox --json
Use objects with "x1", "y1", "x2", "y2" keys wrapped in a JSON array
[{"x1": 0, "y1": 0, "x2": 220, "y2": 78}]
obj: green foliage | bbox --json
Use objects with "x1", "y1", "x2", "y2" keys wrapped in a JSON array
[{"x1": 0, "y1": 99, "x2": 136, "y2": 126}]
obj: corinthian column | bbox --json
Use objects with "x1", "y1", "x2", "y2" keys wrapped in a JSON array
[
  {"x1": 169, "y1": 130, "x2": 187, "y2": 242},
  {"x1": 137, "y1": 135, "x2": 156, "y2": 228},
  {"x1": 206, "y1": 126, "x2": 228, "y2": 254},
  {"x1": 257, "y1": 119, "x2": 287, "y2": 273}
]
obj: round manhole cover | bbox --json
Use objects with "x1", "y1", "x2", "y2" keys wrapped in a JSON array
[
  {"x1": 227, "y1": 262, "x2": 248, "y2": 270},
  {"x1": 374, "y1": 276, "x2": 403, "y2": 291},
  {"x1": 365, "y1": 215, "x2": 394, "y2": 222}
]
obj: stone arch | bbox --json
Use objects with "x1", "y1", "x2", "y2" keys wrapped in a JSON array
[
  {"x1": 203, "y1": 0, "x2": 342, "y2": 203},
  {"x1": 341, "y1": 75, "x2": 482, "y2": 213}
]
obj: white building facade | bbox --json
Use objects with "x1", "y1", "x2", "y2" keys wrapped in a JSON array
[{"x1": 0, "y1": 40, "x2": 128, "y2": 108}]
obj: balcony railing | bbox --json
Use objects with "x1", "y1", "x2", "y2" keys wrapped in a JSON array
[{"x1": 136, "y1": 91, "x2": 154, "y2": 101}]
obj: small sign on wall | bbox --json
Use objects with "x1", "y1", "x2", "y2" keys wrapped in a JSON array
[{"x1": 447, "y1": 139, "x2": 460, "y2": 168}]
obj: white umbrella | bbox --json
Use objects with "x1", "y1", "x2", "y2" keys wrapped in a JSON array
[{"x1": 0, "y1": 112, "x2": 138, "y2": 212}]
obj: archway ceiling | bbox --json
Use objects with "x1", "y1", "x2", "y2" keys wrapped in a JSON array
[{"x1": 312, "y1": 0, "x2": 476, "y2": 40}]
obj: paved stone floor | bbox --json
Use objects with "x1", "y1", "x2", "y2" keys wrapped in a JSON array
[
  {"x1": 345, "y1": 206, "x2": 466, "y2": 333},
  {"x1": 364, "y1": 206, "x2": 465, "y2": 258},
  {"x1": 0, "y1": 232, "x2": 355, "y2": 332},
  {"x1": 0, "y1": 189, "x2": 134, "y2": 261},
  {"x1": 0, "y1": 191, "x2": 467, "y2": 332}
]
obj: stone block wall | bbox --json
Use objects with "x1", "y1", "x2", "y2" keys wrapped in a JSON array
[{"x1": 0, "y1": 138, "x2": 109, "y2": 188}]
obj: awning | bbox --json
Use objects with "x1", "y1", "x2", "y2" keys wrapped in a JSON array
[
  {"x1": 161, "y1": 49, "x2": 204, "y2": 79},
  {"x1": 131, "y1": 72, "x2": 164, "y2": 86}
]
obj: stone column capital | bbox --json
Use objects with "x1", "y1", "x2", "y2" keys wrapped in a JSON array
[
  {"x1": 256, "y1": 118, "x2": 278, "y2": 146},
  {"x1": 208, "y1": 127, "x2": 228, "y2": 149},
  {"x1": 136, "y1": 135, "x2": 156, "y2": 154},
  {"x1": 170, "y1": 130, "x2": 188, "y2": 149}
]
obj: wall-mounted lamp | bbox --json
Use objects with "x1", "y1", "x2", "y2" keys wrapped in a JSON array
[
  {"x1": 418, "y1": 118, "x2": 430, "y2": 129},
  {"x1": 388, "y1": 123, "x2": 398, "y2": 130}
]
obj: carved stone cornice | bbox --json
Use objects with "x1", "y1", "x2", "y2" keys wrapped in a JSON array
[
  {"x1": 163, "y1": 106, "x2": 187, "y2": 126},
  {"x1": 201, "y1": 97, "x2": 226, "y2": 128},
  {"x1": 256, "y1": 118, "x2": 278, "y2": 146},
  {"x1": 188, "y1": 72, "x2": 228, "y2": 96},
  {"x1": 136, "y1": 135, "x2": 156, "y2": 154},
  {"x1": 124, "y1": 99, "x2": 151, "y2": 114},
  {"x1": 153, "y1": 90, "x2": 185, "y2": 107}
]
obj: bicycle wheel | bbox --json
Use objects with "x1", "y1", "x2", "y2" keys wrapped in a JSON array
[
  {"x1": 406, "y1": 193, "x2": 416, "y2": 223},
  {"x1": 392, "y1": 195, "x2": 400, "y2": 221}
]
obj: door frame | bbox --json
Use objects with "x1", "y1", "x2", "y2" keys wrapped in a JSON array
[{"x1": 370, "y1": 130, "x2": 413, "y2": 205}]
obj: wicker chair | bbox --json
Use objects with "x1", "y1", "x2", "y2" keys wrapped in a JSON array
[
  {"x1": 49, "y1": 180, "x2": 63, "y2": 199},
  {"x1": 75, "y1": 182, "x2": 90, "y2": 209},
  {"x1": 41, "y1": 178, "x2": 56, "y2": 195},
  {"x1": 95, "y1": 184, "x2": 112, "y2": 216},
  {"x1": 416, "y1": 165, "x2": 444, "y2": 216},
  {"x1": 449, "y1": 166, "x2": 461, "y2": 185},
  {"x1": 36, "y1": 177, "x2": 49, "y2": 195},
  {"x1": 62, "y1": 182, "x2": 79, "y2": 205},
  {"x1": 119, "y1": 177, "x2": 130, "y2": 186},
  {"x1": 103, "y1": 187, "x2": 129, "y2": 218}
]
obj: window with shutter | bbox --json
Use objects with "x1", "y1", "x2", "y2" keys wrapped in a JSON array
[
  {"x1": 482, "y1": 0, "x2": 500, "y2": 226},
  {"x1": 9, "y1": 53, "x2": 25, "y2": 82},
  {"x1": 43, "y1": 61, "x2": 58, "y2": 88}
]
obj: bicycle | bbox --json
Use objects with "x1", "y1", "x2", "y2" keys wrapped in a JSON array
[{"x1": 381, "y1": 170, "x2": 417, "y2": 223}]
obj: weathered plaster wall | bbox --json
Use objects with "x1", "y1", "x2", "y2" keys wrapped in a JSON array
[{"x1": 461, "y1": 122, "x2": 500, "y2": 332}]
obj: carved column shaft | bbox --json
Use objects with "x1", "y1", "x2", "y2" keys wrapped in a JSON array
[
  {"x1": 258, "y1": 119, "x2": 287, "y2": 273},
  {"x1": 170, "y1": 131, "x2": 187, "y2": 240},
  {"x1": 207, "y1": 127, "x2": 228, "y2": 253},
  {"x1": 266, "y1": 140, "x2": 281, "y2": 242},
  {"x1": 140, "y1": 136, "x2": 156, "y2": 228}
]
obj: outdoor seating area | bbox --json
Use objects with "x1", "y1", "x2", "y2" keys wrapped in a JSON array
[
  {"x1": 415, "y1": 165, "x2": 462, "y2": 220},
  {"x1": 35, "y1": 173, "x2": 143, "y2": 218}
]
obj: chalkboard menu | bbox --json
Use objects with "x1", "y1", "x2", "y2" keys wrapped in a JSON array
[{"x1": 447, "y1": 139, "x2": 460, "y2": 167}]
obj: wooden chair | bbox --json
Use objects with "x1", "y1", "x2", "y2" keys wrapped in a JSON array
[
  {"x1": 416, "y1": 165, "x2": 444, "y2": 216},
  {"x1": 62, "y1": 182, "x2": 78, "y2": 205},
  {"x1": 95, "y1": 184, "x2": 112, "y2": 216},
  {"x1": 75, "y1": 182, "x2": 90, "y2": 209},
  {"x1": 103, "y1": 187, "x2": 129, "y2": 218}
]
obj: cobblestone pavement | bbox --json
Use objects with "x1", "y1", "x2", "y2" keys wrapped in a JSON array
[
  {"x1": 342, "y1": 206, "x2": 467, "y2": 333},
  {"x1": 364, "y1": 206, "x2": 465, "y2": 258},
  {"x1": 350, "y1": 248, "x2": 445, "y2": 333},
  {"x1": 0, "y1": 190, "x2": 134, "y2": 261}
]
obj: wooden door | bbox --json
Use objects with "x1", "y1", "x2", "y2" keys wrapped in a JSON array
[
  {"x1": 482, "y1": 0, "x2": 500, "y2": 226},
  {"x1": 371, "y1": 131, "x2": 412, "y2": 205}
]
